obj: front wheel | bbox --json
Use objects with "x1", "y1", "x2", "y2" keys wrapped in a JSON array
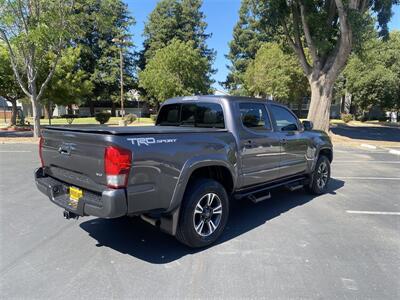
[
  {"x1": 307, "y1": 155, "x2": 331, "y2": 195},
  {"x1": 176, "y1": 179, "x2": 229, "y2": 248}
]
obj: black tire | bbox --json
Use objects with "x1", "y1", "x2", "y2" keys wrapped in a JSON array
[
  {"x1": 176, "y1": 178, "x2": 229, "y2": 248},
  {"x1": 307, "y1": 155, "x2": 331, "y2": 195}
]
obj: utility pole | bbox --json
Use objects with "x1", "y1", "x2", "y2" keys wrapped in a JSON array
[
  {"x1": 119, "y1": 46, "x2": 124, "y2": 117},
  {"x1": 112, "y1": 37, "x2": 126, "y2": 118}
]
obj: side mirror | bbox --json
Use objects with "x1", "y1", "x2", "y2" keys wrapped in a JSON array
[{"x1": 302, "y1": 120, "x2": 313, "y2": 131}]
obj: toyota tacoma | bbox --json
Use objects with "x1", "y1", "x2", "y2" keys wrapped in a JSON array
[{"x1": 35, "y1": 96, "x2": 333, "y2": 248}]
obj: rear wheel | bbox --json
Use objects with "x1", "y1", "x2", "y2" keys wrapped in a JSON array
[
  {"x1": 307, "y1": 155, "x2": 331, "y2": 195},
  {"x1": 176, "y1": 179, "x2": 229, "y2": 248}
]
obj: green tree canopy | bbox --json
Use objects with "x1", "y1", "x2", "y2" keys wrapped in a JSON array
[
  {"x1": 73, "y1": 0, "x2": 135, "y2": 113},
  {"x1": 139, "y1": 39, "x2": 210, "y2": 106},
  {"x1": 41, "y1": 47, "x2": 93, "y2": 109},
  {"x1": 138, "y1": 0, "x2": 214, "y2": 89},
  {"x1": 0, "y1": 43, "x2": 24, "y2": 125},
  {"x1": 0, "y1": 0, "x2": 82, "y2": 136},
  {"x1": 244, "y1": 43, "x2": 309, "y2": 103},
  {"x1": 224, "y1": 0, "x2": 272, "y2": 94},
  {"x1": 344, "y1": 31, "x2": 400, "y2": 113},
  {"x1": 256, "y1": 0, "x2": 398, "y2": 131}
]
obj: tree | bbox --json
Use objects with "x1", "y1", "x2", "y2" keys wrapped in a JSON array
[
  {"x1": 0, "y1": 0, "x2": 79, "y2": 137},
  {"x1": 224, "y1": 0, "x2": 271, "y2": 94},
  {"x1": 0, "y1": 44, "x2": 23, "y2": 125},
  {"x1": 344, "y1": 31, "x2": 400, "y2": 115},
  {"x1": 262, "y1": 0, "x2": 398, "y2": 131},
  {"x1": 40, "y1": 47, "x2": 93, "y2": 119},
  {"x1": 73, "y1": 0, "x2": 135, "y2": 116},
  {"x1": 244, "y1": 43, "x2": 309, "y2": 112},
  {"x1": 139, "y1": 39, "x2": 209, "y2": 106},
  {"x1": 138, "y1": 0, "x2": 214, "y2": 88}
]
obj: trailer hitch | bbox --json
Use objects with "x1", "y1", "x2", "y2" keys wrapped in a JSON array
[{"x1": 63, "y1": 210, "x2": 79, "y2": 220}]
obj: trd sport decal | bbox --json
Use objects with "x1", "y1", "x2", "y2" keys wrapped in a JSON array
[{"x1": 127, "y1": 137, "x2": 177, "y2": 146}]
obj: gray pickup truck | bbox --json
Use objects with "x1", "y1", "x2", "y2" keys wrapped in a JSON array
[{"x1": 35, "y1": 95, "x2": 332, "y2": 247}]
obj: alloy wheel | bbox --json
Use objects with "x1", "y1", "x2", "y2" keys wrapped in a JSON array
[{"x1": 193, "y1": 193, "x2": 223, "y2": 237}]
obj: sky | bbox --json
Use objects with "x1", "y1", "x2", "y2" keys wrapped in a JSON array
[{"x1": 125, "y1": 0, "x2": 400, "y2": 91}]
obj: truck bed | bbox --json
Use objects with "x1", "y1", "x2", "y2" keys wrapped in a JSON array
[{"x1": 44, "y1": 125, "x2": 228, "y2": 135}]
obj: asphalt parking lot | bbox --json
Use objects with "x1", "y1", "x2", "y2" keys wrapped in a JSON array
[{"x1": 1, "y1": 143, "x2": 399, "y2": 299}]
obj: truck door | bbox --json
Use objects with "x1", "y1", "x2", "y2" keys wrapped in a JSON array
[
  {"x1": 268, "y1": 104, "x2": 308, "y2": 178},
  {"x1": 238, "y1": 102, "x2": 282, "y2": 187}
]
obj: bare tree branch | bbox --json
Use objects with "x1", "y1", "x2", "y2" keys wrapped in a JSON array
[
  {"x1": 0, "y1": 29, "x2": 31, "y2": 97},
  {"x1": 289, "y1": 4, "x2": 312, "y2": 76},
  {"x1": 16, "y1": 0, "x2": 29, "y2": 34},
  {"x1": 281, "y1": 19, "x2": 312, "y2": 76},
  {"x1": 323, "y1": 0, "x2": 352, "y2": 79},
  {"x1": 298, "y1": 1, "x2": 319, "y2": 68},
  {"x1": 326, "y1": 0, "x2": 337, "y2": 26},
  {"x1": 36, "y1": 52, "x2": 61, "y2": 101}
]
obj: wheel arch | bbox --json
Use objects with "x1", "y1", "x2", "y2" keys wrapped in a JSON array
[{"x1": 318, "y1": 147, "x2": 333, "y2": 162}]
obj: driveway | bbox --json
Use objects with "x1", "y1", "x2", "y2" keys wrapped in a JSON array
[
  {"x1": 331, "y1": 123, "x2": 400, "y2": 143},
  {"x1": 0, "y1": 143, "x2": 399, "y2": 298}
]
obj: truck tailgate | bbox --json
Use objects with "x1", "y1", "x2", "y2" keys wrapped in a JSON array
[{"x1": 41, "y1": 128, "x2": 110, "y2": 193}]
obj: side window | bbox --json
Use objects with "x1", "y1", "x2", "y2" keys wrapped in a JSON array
[
  {"x1": 193, "y1": 103, "x2": 225, "y2": 128},
  {"x1": 239, "y1": 103, "x2": 271, "y2": 131},
  {"x1": 270, "y1": 105, "x2": 299, "y2": 131},
  {"x1": 156, "y1": 104, "x2": 180, "y2": 126}
]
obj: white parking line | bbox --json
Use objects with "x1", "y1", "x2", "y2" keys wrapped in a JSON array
[
  {"x1": 346, "y1": 210, "x2": 400, "y2": 216},
  {"x1": 335, "y1": 177, "x2": 400, "y2": 180},
  {"x1": 389, "y1": 149, "x2": 400, "y2": 156},
  {"x1": 334, "y1": 150, "x2": 389, "y2": 154},
  {"x1": 360, "y1": 144, "x2": 377, "y2": 149},
  {"x1": 0, "y1": 150, "x2": 32, "y2": 153},
  {"x1": 333, "y1": 161, "x2": 400, "y2": 164}
]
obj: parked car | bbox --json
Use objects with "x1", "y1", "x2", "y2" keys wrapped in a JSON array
[{"x1": 35, "y1": 96, "x2": 333, "y2": 247}]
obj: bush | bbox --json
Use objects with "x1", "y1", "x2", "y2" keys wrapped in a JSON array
[
  {"x1": 95, "y1": 112, "x2": 111, "y2": 124},
  {"x1": 341, "y1": 113, "x2": 353, "y2": 123},
  {"x1": 61, "y1": 114, "x2": 77, "y2": 125},
  {"x1": 150, "y1": 114, "x2": 157, "y2": 122},
  {"x1": 123, "y1": 113, "x2": 137, "y2": 124},
  {"x1": 378, "y1": 115, "x2": 389, "y2": 122}
]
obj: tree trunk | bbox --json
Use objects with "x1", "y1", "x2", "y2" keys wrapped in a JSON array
[
  {"x1": 31, "y1": 95, "x2": 41, "y2": 137},
  {"x1": 45, "y1": 102, "x2": 53, "y2": 125},
  {"x1": 28, "y1": 72, "x2": 41, "y2": 137},
  {"x1": 43, "y1": 103, "x2": 50, "y2": 119},
  {"x1": 343, "y1": 91, "x2": 352, "y2": 114},
  {"x1": 307, "y1": 78, "x2": 334, "y2": 132},
  {"x1": 10, "y1": 99, "x2": 17, "y2": 126},
  {"x1": 89, "y1": 99, "x2": 94, "y2": 116},
  {"x1": 111, "y1": 102, "x2": 116, "y2": 117},
  {"x1": 297, "y1": 98, "x2": 303, "y2": 118},
  {"x1": 67, "y1": 104, "x2": 73, "y2": 115}
]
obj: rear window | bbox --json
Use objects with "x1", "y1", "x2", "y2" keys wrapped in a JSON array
[{"x1": 156, "y1": 103, "x2": 225, "y2": 128}]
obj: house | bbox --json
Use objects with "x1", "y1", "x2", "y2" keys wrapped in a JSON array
[{"x1": 52, "y1": 100, "x2": 150, "y2": 118}]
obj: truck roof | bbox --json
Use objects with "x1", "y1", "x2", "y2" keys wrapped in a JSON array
[{"x1": 164, "y1": 95, "x2": 276, "y2": 105}]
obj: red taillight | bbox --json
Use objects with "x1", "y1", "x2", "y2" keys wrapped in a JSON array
[
  {"x1": 39, "y1": 137, "x2": 44, "y2": 167},
  {"x1": 104, "y1": 146, "x2": 132, "y2": 188}
]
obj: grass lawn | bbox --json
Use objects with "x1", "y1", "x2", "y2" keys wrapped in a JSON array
[{"x1": 25, "y1": 117, "x2": 154, "y2": 126}]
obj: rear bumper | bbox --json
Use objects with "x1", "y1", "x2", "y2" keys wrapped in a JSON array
[{"x1": 34, "y1": 168, "x2": 127, "y2": 218}]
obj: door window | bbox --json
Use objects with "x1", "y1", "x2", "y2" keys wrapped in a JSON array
[
  {"x1": 239, "y1": 103, "x2": 271, "y2": 131},
  {"x1": 270, "y1": 105, "x2": 299, "y2": 131}
]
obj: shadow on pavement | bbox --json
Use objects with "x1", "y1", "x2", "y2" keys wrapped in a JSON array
[
  {"x1": 0, "y1": 130, "x2": 33, "y2": 138},
  {"x1": 331, "y1": 124, "x2": 400, "y2": 142},
  {"x1": 80, "y1": 178, "x2": 345, "y2": 264}
]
